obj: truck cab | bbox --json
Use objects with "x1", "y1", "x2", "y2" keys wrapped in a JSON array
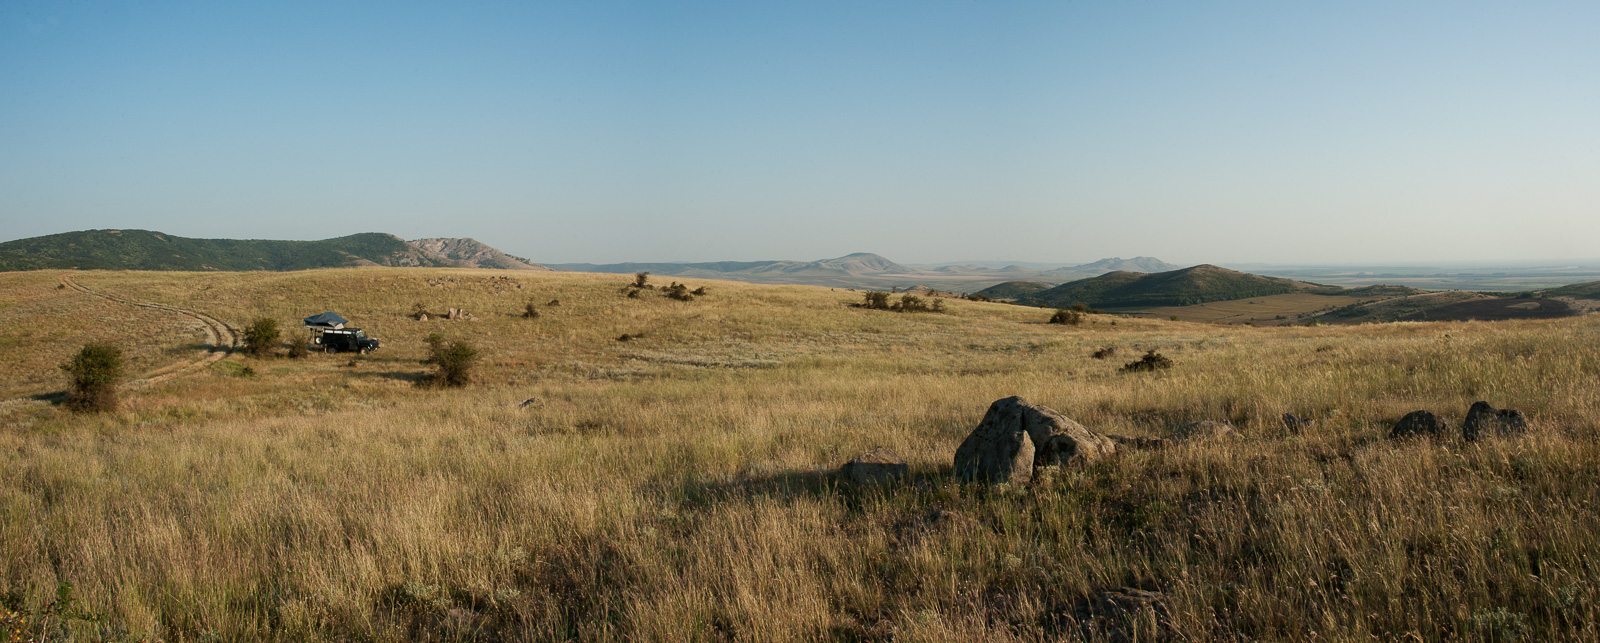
[{"x1": 319, "y1": 328, "x2": 380, "y2": 354}]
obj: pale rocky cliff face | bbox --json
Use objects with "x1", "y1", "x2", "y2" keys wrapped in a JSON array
[{"x1": 408, "y1": 238, "x2": 551, "y2": 271}]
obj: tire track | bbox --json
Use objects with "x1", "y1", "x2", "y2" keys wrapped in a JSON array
[{"x1": 60, "y1": 273, "x2": 239, "y2": 387}]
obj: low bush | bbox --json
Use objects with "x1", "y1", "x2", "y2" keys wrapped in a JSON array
[
  {"x1": 60, "y1": 343, "x2": 123, "y2": 412},
  {"x1": 1121, "y1": 349, "x2": 1173, "y2": 372},
  {"x1": 423, "y1": 333, "x2": 446, "y2": 364},
  {"x1": 242, "y1": 317, "x2": 280, "y2": 357},
  {"x1": 428, "y1": 340, "x2": 478, "y2": 387},
  {"x1": 862, "y1": 292, "x2": 891, "y2": 310},
  {"x1": 287, "y1": 332, "x2": 309, "y2": 359},
  {"x1": 1049, "y1": 309, "x2": 1083, "y2": 325},
  {"x1": 633, "y1": 272, "x2": 651, "y2": 288},
  {"x1": 1092, "y1": 346, "x2": 1117, "y2": 360},
  {"x1": 966, "y1": 293, "x2": 991, "y2": 302},
  {"x1": 522, "y1": 302, "x2": 541, "y2": 319}
]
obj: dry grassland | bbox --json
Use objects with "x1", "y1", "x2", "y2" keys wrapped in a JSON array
[
  {"x1": 1135, "y1": 293, "x2": 1366, "y2": 325},
  {"x1": 2, "y1": 268, "x2": 1599, "y2": 641}
]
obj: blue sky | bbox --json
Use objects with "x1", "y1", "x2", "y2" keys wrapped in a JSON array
[{"x1": 2, "y1": 1, "x2": 1596, "y2": 265}]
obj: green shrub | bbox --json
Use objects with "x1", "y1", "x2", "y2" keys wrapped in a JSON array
[
  {"x1": 966, "y1": 293, "x2": 991, "y2": 302},
  {"x1": 60, "y1": 343, "x2": 124, "y2": 412},
  {"x1": 287, "y1": 332, "x2": 309, "y2": 359},
  {"x1": 895, "y1": 295, "x2": 930, "y2": 313},
  {"x1": 862, "y1": 292, "x2": 891, "y2": 310},
  {"x1": 633, "y1": 272, "x2": 650, "y2": 288},
  {"x1": 423, "y1": 333, "x2": 446, "y2": 364},
  {"x1": 1122, "y1": 349, "x2": 1173, "y2": 372},
  {"x1": 665, "y1": 282, "x2": 696, "y2": 301},
  {"x1": 242, "y1": 317, "x2": 280, "y2": 357},
  {"x1": 429, "y1": 340, "x2": 479, "y2": 387},
  {"x1": 1049, "y1": 309, "x2": 1083, "y2": 325},
  {"x1": 523, "y1": 302, "x2": 541, "y2": 319}
]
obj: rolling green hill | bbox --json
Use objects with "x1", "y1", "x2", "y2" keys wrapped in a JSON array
[
  {"x1": 1022, "y1": 264, "x2": 1338, "y2": 309},
  {"x1": 973, "y1": 280, "x2": 1052, "y2": 301},
  {"x1": 1543, "y1": 281, "x2": 1600, "y2": 300},
  {"x1": 0, "y1": 229, "x2": 456, "y2": 272}
]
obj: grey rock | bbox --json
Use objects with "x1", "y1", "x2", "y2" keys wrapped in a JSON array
[
  {"x1": 954, "y1": 397, "x2": 1038, "y2": 484},
  {"x1": 1463, "y1": 401, "x2": 1529, "y2": 441},
  {"x1": 1282, "y1": 413, "x2": 1313, "y2": 434},
  {"x1": 1172, "y1": 420, "x2": 1236, "y2": 441},
  {"x1": 518, "y1": 397, "x2": 541, "y2": 409},
  {"x1": 840, "y1": 447, "x2": 909, "y2": 484},
  {"x1": 1390, "y1": 410, "x2": 1449, "y2": 439},
  {"x1": 955, "y1": 396, "x2": 1114, "y2": 484}
]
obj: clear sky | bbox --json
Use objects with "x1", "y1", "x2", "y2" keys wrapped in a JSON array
[{"x1": 2, "y1": 1, "x2": 1597, "y2": 265}]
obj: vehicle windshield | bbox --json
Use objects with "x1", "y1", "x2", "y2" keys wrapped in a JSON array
[{"x1": 356, "y1": 331, "x2": 366, "y2": 338}]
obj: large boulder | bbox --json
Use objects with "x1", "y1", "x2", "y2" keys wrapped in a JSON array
[
  {"x1": 955, "y1": 396, "x2": 1114, "y2": 484},
  {"x1": 954, "y1": 404, "x2": 1035, "y2": 485},
  {"x1": 1463, "y1": 401, "x2": 1530, "y2": 441},
  {"x1": 839, "y1": 447, "x2": 909, "y2": 484},
  {"x1": 1390, "y1": 410, "x2": 1448, "y2": 439}
]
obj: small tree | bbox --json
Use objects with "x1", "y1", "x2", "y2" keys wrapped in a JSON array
[
  {"x1": 287, "y1": 332, "x2": 310, "y2": 359},
  {"x1": 431, "y1": 340, "x2": 479, "y2": 387},
  {"x1": 523, "y1": 302, "x2": 541, "y2": 319},
  {"x1": 242, "y1": 317, "x2": 280, "y2": 357},
  {"x1": 423, "y1": 332, "x2": 446, "y2": 364},
  {"x1": 633, "y1": 272, "x2": 651, "y2": 288},
  {"x1": 862, "y1": 292, "x2": 891, "y2": 310},
  {"x1": 61, "y1": 343, "x2": 124, "y2": 412}
]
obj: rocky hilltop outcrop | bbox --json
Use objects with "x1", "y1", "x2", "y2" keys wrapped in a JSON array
[{"x1": 409, "y1": 238, "x2": 551, "y2": 271}]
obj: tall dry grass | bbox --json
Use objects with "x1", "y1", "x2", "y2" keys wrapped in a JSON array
[{"x1": 0, "y1": 268, "x2": 1597, "y2": 640}]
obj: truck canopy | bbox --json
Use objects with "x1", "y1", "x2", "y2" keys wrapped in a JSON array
[{"x1": 303, "y1": 312, "x2": 349, "y2": 328}]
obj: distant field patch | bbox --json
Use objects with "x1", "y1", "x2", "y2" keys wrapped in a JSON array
[{"x1": 1134, "y1": 293, "x2": 1367, "y2": 324}]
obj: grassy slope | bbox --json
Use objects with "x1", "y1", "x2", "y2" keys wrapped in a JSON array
[
  {"x1": 974, "y1": 280, "x2": 1053, "y2": 300},
  {"x1": 0, "y1": 229, "x2": 449, "y2": 271},
  {"x1": 1545, "y1": 281, "x2": 1600, "y2": 300},
  {"x1": 3, "y1": 268, "x2": 1599, "y2": 640},
  {"x1": 1024, "y1": 265, "x2": 1339, "y2": 310}
]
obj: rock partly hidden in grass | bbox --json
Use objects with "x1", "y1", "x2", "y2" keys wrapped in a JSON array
[
  {"x1": 1066, "y1": 588, "x2": 1175, "y2": 641},
  {"x1": 838, "y1": 447, "x2": 908, "y2": 485},
  {"x1": 1106, "y1": 434, "x2": 1166, "y2": 451},
  {"x1": 1092, "y1": 346, "x2": 1118, "y2": 360},
  {"x1": 1463, "y1": 401, "x2": 1529, "y2": 442},
  {"x1": 1172, "y1": 420, "x2": 1236, "y2": 441},
  {"x1": 1121, "y1": 349, "x2": 1173, "y2": 372},
  {"x1": 1390, "y1": 410, "x2": 1449, "y2": 439},
  {"x1": 955, "y1": 396, "x2": 1115, "y2": 484},
  {"x1": 1282, "y1": 412, "x2": 1313, "y2": 434}
]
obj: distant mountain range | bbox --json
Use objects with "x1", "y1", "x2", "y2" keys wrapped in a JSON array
[
  {"x1": 546, "y1": 254, "x2": 1181, "y2": 291},
  {"x1": 0, "y1": 229, "x2": 550, "y2": 272},
  {"x1": 981, "y1": 264, "x2": 1343, "y2": 309},
  {"x1": 2, "y1": 229, "x2": 1194, "y2": 292}
]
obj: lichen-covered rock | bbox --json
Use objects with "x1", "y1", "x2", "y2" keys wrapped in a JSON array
[
  {"x1": 1390, "y1": 410, "x2": 1448, "y2": 439},
  {"x1": 1172, "y1": 420, "x2": 1236, "y2": 441},
  {"x1": 955, "y1": 396, "x2": 1114, "y2": 483},
  {"x1": 840, "y1": 447, "x2": 909, "y2": 484},
  {"x1": 954, "y1": 397, "x2": 1037, "y2": 484},
  {"x1": 1463, "y1": 401, "x2": 1530, "y2": 441}
]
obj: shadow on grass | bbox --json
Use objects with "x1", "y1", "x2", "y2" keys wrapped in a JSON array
[
  {"x1": 29, "y1": 391, "x2": 68, "y2": 405},
  {"x1": 656, "y1": 464, "x2": 957, "y2": 512}
]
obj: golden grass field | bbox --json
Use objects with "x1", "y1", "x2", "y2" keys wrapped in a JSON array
[{"x1": 3, "y1": 267, "x2": 1599, "y2": 641}]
